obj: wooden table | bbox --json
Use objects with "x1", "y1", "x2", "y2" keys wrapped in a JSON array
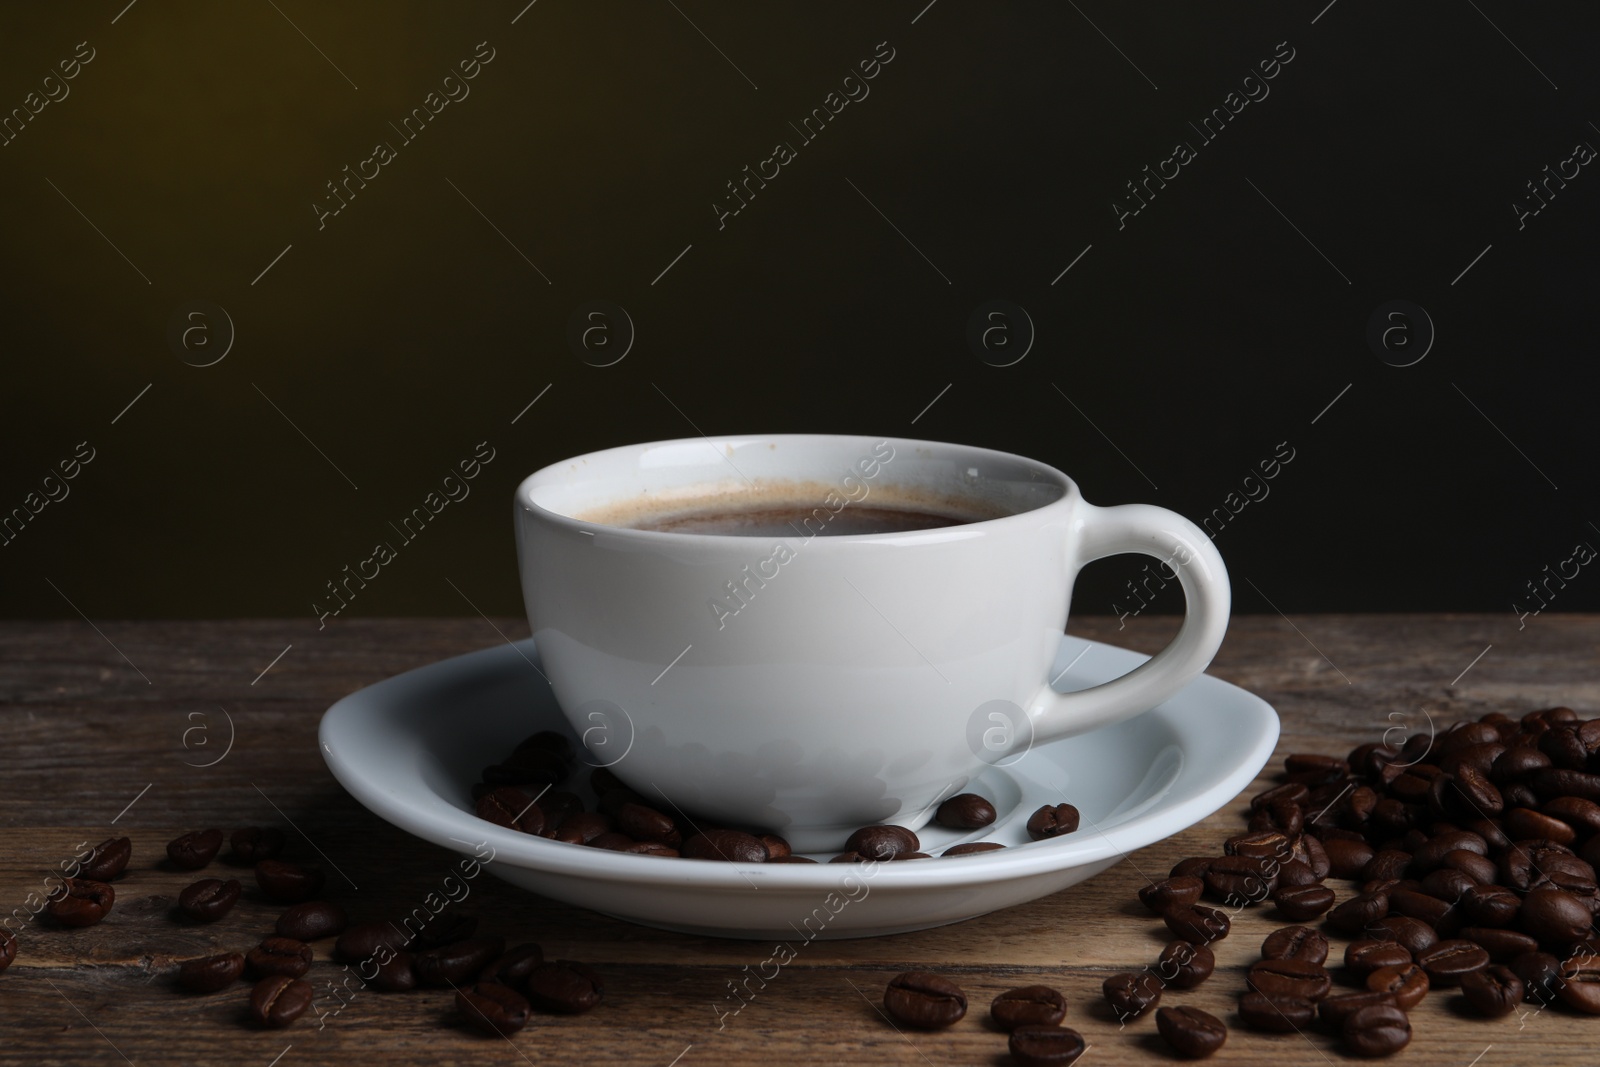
[{"x1": 5, "y1": 615, "x2": 1599, "y2": 1066}]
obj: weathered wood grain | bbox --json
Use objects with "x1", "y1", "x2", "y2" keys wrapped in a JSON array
[{"x1": 3, "y1": 616, "x2": 1598, "y2": 1065}]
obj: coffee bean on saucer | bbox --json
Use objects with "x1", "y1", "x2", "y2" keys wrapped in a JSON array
[
  {"x1": 1246, "y1": 959, "x2": 1331, "y2": 1002},
  {"x1": 46, "y1": 878, "x2": 114, "y2": 927},
  {"x1": 79, "y1": 837, "x2": 131, "y2": 882},
  {"x1": 1557, "y1": 954, "x2": 1600, "y2": 1014},
  {"x1": 758, "y1": 834, "x2": 792, "y2": 860},
  {"x1": 368, "y1": 951, "x2": 417, "y2": 992},
  {"x1": 1157, "y1": 939, "x2": 1214, "y2": 989},
  {"x1": 1009, "y1": 1025, "x2": 1087, "y2": 1067},
  {"x1": 1156, "y1": 1005, "x2": 1227, "y2": 1059},
  {"x1": 1237, "y1": 991, "x2": 1313, "y2": 1032},
  {"x1": 1344, "y1": 939, "x2": 1412, "y2": 979},
  {"x1": 178, "y1": 878, "x2": 241, "y2": 922},
  {"x1": 177, "y1": 951, "x2": 244, "y2": 993},
  {"x1": 1273, "y1": 883, "x2": 1335, "y2": 920},
  {"x1": 553, "y1": 812, "x2": 613, "y2": 845},
  {"x1": 588, "y1": 766, "x2": 625, "y2": 796},
  {"x1": 247, "y1": 937, "x2": 313, "y2": 979},
  {"x1": 230, "y1": 826, "x2": 285, "y2": 863},
  {"x1": 536, "y1": 791, "x2": 583, "y2": 836},
  {"x1": 1416, "y1": 939, "x2": 1489, "y2": 986},
  {"x1": 990, "y1": 985, "x2": 1066, "y2": 1030},
  {"x1": 255, "y1": 860, "x2": 325, "y2": 903},
  {"x1": 942, "y1": 842, "x2": 1005, "y2": 857},
  {"x1": 616, "y1": 803, "x2": 681, "y2": 846},
  {"x1": 596, "y1": 788, "x2": 646, "y2": 819},
  {"x1": 0, "y1": 928, "x2": 15, "y2": 976},
  {"x1": 884, "y1": 971, "x2": 966, "y2": 1028},
  {"x1": 524, "y1": 960, "x2": 604, "y2": 1014},
  {"x1": 336, "y1": 921, "x2": 411, "y2": 963},
  {"x1": 1461, "y1": 964, "x2": 1523, "y2": 1016},
  {"x1": 1365, "y1": 964, "x2": 1429, "y2": 1010},
  {"x1": 249, "y1": 975, "x2": 313, "y2": 1028},
  {"x1": 414, "y1": 936, "x2": 505, "y2": 987},
  {"x1": 1139, "y1": 876, "x2": 1203, "y2": 914},
  {"x1": 935, "y1": 793, "x2": 996, "y2": 829},
  {"x1": 845, "y1": 826, "x2": 918, "y2": 860},
  {"x1": 621, "y1": 841, "x2": 678, "y2": 857},
  {"x1": 167, "y1": 829, "x2": 223, "y2": 870},
  {"x1": 830, "y1": 851, "x2": 868, "y2": 863},
  {"x1": 276, "y1": 901, "x2": 347, "y2": 941},
  {"x1": 475, "y1": 787, "x2": 545, "y2": 835},
  {"x1": 1343, "y1": 1003, "x2": 1411, "y2": 1058},
  {"x1": 770, "y1": 854, "x2": 820, "y2": 863},
  {"x1": 1103, "y1": 971, "x2": 1161, "y2": 1021},
  {"x1": 457, "y1": 981, "x2": 531, "y2": 1036},
  {"x1": 682, "y1": 830, "x2": 768, "y2": 862},
  {"x1": 1162, "y1": 904, "x2": 1229, "y2": 943},
  {"x1": 1026, "y1": 804, "x2": 1080, "y2": 840},
  {"x1": 1261, "y1": 926, "x2": 1328, "y2": 965},
  {"x1": 894, "y1": 852, "x2": 932, "y2": 860}
]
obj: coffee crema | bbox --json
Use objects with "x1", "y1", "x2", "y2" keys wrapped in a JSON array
[{"x1": 629, "y1": 502, "x2": 973, "y2": 536}]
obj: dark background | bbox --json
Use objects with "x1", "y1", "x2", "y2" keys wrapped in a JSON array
[{"x1": 2, "y1": 1, "x2": 1596, "y2": 633}]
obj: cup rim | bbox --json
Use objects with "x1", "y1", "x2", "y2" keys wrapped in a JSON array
[{"x1": 515, "y1": 432, "x2": 1080, "y2": 544}]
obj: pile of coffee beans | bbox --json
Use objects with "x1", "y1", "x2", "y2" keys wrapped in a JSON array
[{"x1": 880, "y1": 971, "x2": 1089, "y2": 1066}]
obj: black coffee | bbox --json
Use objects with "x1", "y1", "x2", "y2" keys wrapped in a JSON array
[{"x1": 630, "y1": 502, "x2": 972, "y2": 536}]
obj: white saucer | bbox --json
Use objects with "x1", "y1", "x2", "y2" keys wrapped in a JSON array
[{"x1": 319, "y1": 634, "x2": 1278, "y2": 940}]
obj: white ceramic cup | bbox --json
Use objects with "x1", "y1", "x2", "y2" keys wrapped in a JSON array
[{"x1": 515, "y1": 433, "x2": 1230, "y2": 851}]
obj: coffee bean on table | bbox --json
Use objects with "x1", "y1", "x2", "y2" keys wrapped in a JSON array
[
  {"x1": 412, "y1": 910, "x2": 477, "y2": 949},
  {"x1": 1261, "y1": 926, "x2": 1328, "y2": 965},
  {"x1": 1344, "y1": 940, "x2": 1413, "y2": 979},
  {"x1": 1362, "y1": 850, "x2": 1413, "y2": 883},
  {"x1": 79, "y1": 837, "x2": 131, "y2": 882},
  {"x1": 1273, "y1": 883, "x2": 1335, "y2": 920},
  {"x1": 1157, "y1": 940, "x2": 1214, "y2": 989},
  {"x1": 0, "y1": 928, "x2": 15, "y2": 976},
  {"x1": 683, "y1": 830, "x2": 770, "y2": 863},
  {"x1": 1169, "y1": 856, "x2": 1212, "y2": 880},
  {"x1": 1461, "y1": 884, "x2": 1520, "y2": 927},
  {"x1": 1162, "y1": 904, "x2": 1229, "y2": 943},
  {"x1": 1156, "y1": 1005, "x2": 1227, "y2": 1059},
  {"x1": 276, "y1": 901, "x2": 347, "y2": 941},
  {"x1": 178, "y1": 878, "x2": 241, "y2": 922},
  {"x1": 1365, "y1": 964, "x2": 1429, "y2": 1010},
  {"x1": 249, "y1": 975, "x2": 313, "y2": 1029},
  {"x1": 1363, "y1": 915, "x2": 1438, "y2": 956},
  {"x1": 844, "y1": 826, "x2": 918, "y2": 861},
  {"x1": 1318, "y1": 991, "x2": 1398, "y2": 1028},
  {"x1": 1388, "y1": 888, "x2": 1451, "y2": 926},
  {"x1": 336, "y1": 921, "x2": 411, "y2": 963},
  {"x1": 524, "y1": 960, "x2": 604, "y2": 1014},
  {"x1": 1139, "y1": 876, "x2": 1203, "y2": 915},
  {"x1": 1102, "y1": 971, "x2": 1162, "y2": 1021},
  {"x1": 1460, "y1": 964, "x2": 1524, "y2": 1017},
  {"x1": 1416, "y1": 939, "x2": 1490, "y2": 986},
  {"x1": 230, "y1": 826, "x2": 285, "y2": 863},
  {"x1": 1460, "y1": 927, "x2": 1537, "y2": 963},
  {"x1": 990, "y1": 985, "x2": 1067, "y2": 1030},
  {"x1": 883, "y1": 971, "x2": 966, "y2": 1028},
  {"x1": 414, "y1": 936, "x2": 506, "y2": 987},
  {"x1": 1323, "y1": 837, "x2": 1376, "y2": 879},
  {"x1": 1026, "y1": 804, "x2": 1080, "y2": 840},
  {"x1": 1237, "y1": 991, "x2": 1314, "y2": 1033},
  {"x1": 167, "y1": 829, "x2": 223, "y2": 870},
  {"x1": 1327, "y1": 892, "x2": 1390, "y2": 934},
  {"x1": 1009, "y1": 1025, "x2": 1087, "y2": 1067},
  {"x1": 1520, "y1": 887, "x2": 1593, "y2": 945},
  {"x1": 254, "y1": 860, "x2": 325, "y2": 903},
  {"x1": 482, "y1": 943, "x2": 544, "y2": 987},
  {"x1": 368, "y1": 951, "x2": 416, "y2": 992},
  {"x1": 1246, "y1": 959, "x2": 1331, "y2": 1001},
  {"x1": 177, "y1": 952, "x2": 245, "y2": 993},
  {"x1": 943, "y1": 842, "x2": 1005, "y2": 857},
  {"x1": 1203, "y1": 855, "x2": 1276, "y2": 904},
  {"x1": 457, "y1": 981, "x2": 532, "y2": 1036},
  {"x1": 1343, "y1": 1003, "x2": 1412, "y2": 1058},
  {"x1": 46, "y1": 878, "x2": 114, "y2": 927},
  {"x1": 1275, "y1": 859, "x2": 1320, "y2": 887},
  {"x1": 936, "y1": 793, "x2": 996, "y2": 829},
  {"x1": 247, "y1": 937, "x2": 313, "y2": 979},
  {"x1": 1557, "y1": 953, "x2": 1600, "y2": 1015}
]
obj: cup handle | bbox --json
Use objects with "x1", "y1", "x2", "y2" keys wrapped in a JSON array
[{"x1": 1027, "y1": 501, "x2": 1231, "y2": 743}]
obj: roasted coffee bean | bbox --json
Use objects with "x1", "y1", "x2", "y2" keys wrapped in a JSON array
[
  {"x1": 1261, "y1": 925, "x2": 1328, "y2": 965},
  {"x1": 1461, "y1": 964, "x2": 1523, "y2": 1017},
  {"x1": 1247, "y1": 958, "x2": 1331, "y2": 1001},
  {"x1": 990, "y1": 985, "x2": 1067, "y2": 1030},
  {"x1": 1531, "y1": 767, "x2": 1600, "y2": 803},
  {"x1": 1365, "y1": 964, "x2": 1429, "y2": 1009},
  {"x1": 840, "y1": 825, "x2": 915, "y2": 860},
  {"x1": 1540, "y1": 725, "x2": 1589, "y2": 769},
  {"x1": 894, "y1": 852, "x2": 932, "y2": 860},
  {"x1": 883, "y1": 971, "x2": 966, "y2": 1028},
  {"x1": 230, "y1": 826, "x2": 285, "y2": 863},
  {"x1": 1362, "y1": 849, "x2": 1413, "y2": 883},
  {"x1": 1505, "y1": 806, "x2": 1576, "y2": 845},
  {"x1": 1557, "y1": 954, "x2": 1600, "y2": 1014},
  {"x1": 1542, "y1": 795, "x2": 1600, "y2": 835},
  {"x1": 0, "y1": 928, "x2": 14, "y2": 976},
  {"x1": 177, "y1": 951, "x2": 245, "y2": 994},
  {"x1": 167, "y1": 829, "x2": 223, "y2": 870},
  {"x1": 770, "y1": 854, "x2": 819, "y2": 863},
  {"x1": 1363, "y1": 915, "x2": 1437, "y2": 957},
  {"x1": 178, "y1": 878, "x2": 241, "y2": 922},
  {"x1": 830, "y1": 851, "x2": 868, "y2": 863},
  {"x1": 1416, "y1": 939, "x2": 1489, "y2": 986},
  {"x1": 525, "y1": 960, "x2": 604, "y2": 1014},
  {"x1": 480, "y1": 943, "x2": 543, "y2": 987},
  {"x1": 1301, "y1": 835, "x2": 1332, "y2": 880},
  {"x1": 1204, "y1": 855, "x2": 1276, "y2": 905},
  {"x1": 254, "y1": 860, "x2": 325, "y2": 903},
  {"x1": 1462, "y1": 884, "x2": 1520, "y2": 927},
  {"x1": 1344, "y1": 940, "x2": 1413, "y2": 979},
  {"x1": 46, "y1": 877, "x2": 114, "y2": 927},
  {"x1": 1460, "y1": 927, "x2": 1537, "y2": 963},
  {"x1": 414, "y1": 936, "x2": 506, "y2": 987},
  {"x1": 276, "y1": 900, "x2": 347, "y2": 942},
  {"x1": 588, "y1": 766, "x2": 625, "y2": 795},
  {"x1": 683, "y1": 830, "x2": 769, "y2": 863},
  {"x1": 1323, "y1": 838, "x2": 1375, "y2": 880},
  {"x1": 1439, "y1": 848, "x2": 1498, "y2": 885},
  {"x1": 336, "y1": 921, "x2": 411, "y2": 963},
  {"x1": 249, "y1": 975, "x2": 313, "y2": 1028},
  {"x1": 1026, "y1": 804, "x2": 1081, "y2": 840},
  {"x1": 1169, "y1": 856, "x2": 1213, "y2": 880},
  {"x1": 1139, "y1": 876, "x2": 1203, "y2": 914},
  {"x1": 1420, "y1": 868, "x2": 1477, "y2": 904},
  {"x1": 595, "y1": 786, "x2": 647, "y2": 819},
  {"x1": 247, "y1": 937, "x2": 313, "y2": 979},
  {"x1": 942, "y1": 841, "x2": 1005, "y2": 856},
  {"x1": 1225, "y1": 830, "x2": 1291, "y2": 859},
  {"x1": 1249, "y1": 800, "x2": 1305, "y2": 836},
  {"x1": 79, "y1": 837, "x2": 131, "y2": 882},
  {"x1": 1318, "y1": 991, "x2": 1398, "y2": 1027},
  {"x1": 368, "y1": 952, "x2": 416, "y2": 992},
  {"x1": 475, "y1": 787, "x2": 545, "y2": 835},
  {"x1": 1511, "y1": 951, "x2": 1563, "y2": 1003},
  {"x1": 412, "y1": 910, "x2": 477, "y2": 949},
  {"x1": 481, "y1": 756, "x2": 564, "y2": 790},
  {"x1": 1238, "y1": 991, "x2": 1314, "y2": 1032},
  {"x1": 1388, "y1": 888, "x2": 1451, "y2": 926},
  {"x1": 1521, "y1": 887, "x2": 1593, "y2": 945},
  {"x1": 1156, "y1": 940, "x2": 1214, "y2": 990},
  {"x1": 1009, "y1": 1025, "x2": 1088, "y2": 1067},
  {"x1": 1287, "y1": 753, "x2": 1348, "y2": 780},
  {"x1": 757, "y1": 834, "x2": 792, "y2": 860},
  {"x1": 935, "y1": 793, "x2": 996, "y2": 829},
  {"x1": 1274, "y1": 883, "x2": 1335, "y2": 920},
  {"x1": 1156, "y1": 1006, "x2": 1226, "y2": 1059},
  {"x1": 536, "y1": 791, "x2": 584, "y2": 836},
  {"x1": 457, "y1": 981, "x2": 531, "y2": 1036},
  {"x1": 1343, "y1": 1003, "x2": 1411, "y2": 1058},
  {"x1": 554, "y1": 812, "x2": 613, "y2": 845},
  {"x1": 1163, "y1": 904, "x2": 1230, "y2": 943},
  {"x1": 615, "y1": 803, "x2": 680, "y2": 846},
  {"x1": 1252, "y1": 782, "x2": 1310, "y2": 810},
  {"x1": 621, "y1": 841, "x2": 678, "y2": 857},
  {"x1": 1327, "y1": 892, "x2": 1390, "y2": 934},
  {"x1": 1491, "y1": 746, "x2": 1550, "y2": 783},
  {"x1": 1102, "y1": 971, "x2": 1162, "y2": 1020},
  {"x1": 516, "y1": 729, "x2": 575, "y2": 763},
  {"x1": 1276, "y1": 860, "x2": 1320, "y2": 888}
]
